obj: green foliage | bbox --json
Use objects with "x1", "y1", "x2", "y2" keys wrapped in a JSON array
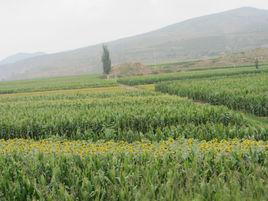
[
  {"x1": 0, "y1": 148, "x2": 267, "y2": 201},
  {"x1": 255, "y1": 58, "x2": 259, "y2": 69},
  {"x1": 118, "y1": 65, "x2": 268, "y2": 85},
  {"x1": 156, "y1": 73, "x2": 268, "y2": 116},
  {"x1": 0, "y1": 88, "x2": 266, "y2": 141},
  {"x1": 0, "y1": 67, "x2": 267, "y2": 200},
  {"x1": 0, "y1": 74, "x2": 117, "y2": 94},
  {"x1": 102, "y1": 45, "x2": 111, "y2": 75}
]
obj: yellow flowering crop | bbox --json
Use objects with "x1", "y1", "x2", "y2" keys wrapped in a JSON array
[{"x1": 0, "y1": 138, "x2": 267, "y2": 157}]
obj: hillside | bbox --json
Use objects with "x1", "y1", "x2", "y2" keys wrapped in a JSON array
[
  {"x1": 1, "y1": 7, "x2": 268, "y2": 81},
  {"x1": 147, "y1": 48, "x2": 268, "y2": 73},
  {"x1": 0, "y1": 52, "x2": 46, "y2": 66},
  {"x1": 107, "y1": 48, "x2": 268, "y2": 77}
]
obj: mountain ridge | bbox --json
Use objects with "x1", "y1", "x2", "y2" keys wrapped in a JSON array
[
  {"x1": 0, "y1": 52, "x2": 46, "y2": 66},
  {"x1": 1, "y1": 7, "x2": 268, "y2": 81}
]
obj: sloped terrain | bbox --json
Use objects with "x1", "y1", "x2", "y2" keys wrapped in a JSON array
[{"x1": 1, "y1": 7, "x2": 268, "y2": 80}]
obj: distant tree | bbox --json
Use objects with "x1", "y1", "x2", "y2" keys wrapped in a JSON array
[
  {"x1": 255, "y1": 58, "x2": 259, "y2": 69},
  {"x1": 102, "y1": 45, "x2": 111, "y2": 76}
]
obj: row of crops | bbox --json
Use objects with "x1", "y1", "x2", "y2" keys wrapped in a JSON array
[
  {"x1": 1, "y1": 65, "x2": 267, "y2": 94},
  {"x1": 1, "y1": 138, "x2": 267, "y2": 156},
  {"x1": 0, "y1": 74, "x2": 116, "y2": 94},
  {"x1": 118, "y1": 65, "x2": 268, "y2": 85},
  {"x1": 156, "y1": 73, "x2": 268, "y2": 116},
  {"x1": 0, "y1": 138, "x2": 267, "y2": 200},
  {"x1": 0, "y1": 87, "x2": 267, "y2": 141}
]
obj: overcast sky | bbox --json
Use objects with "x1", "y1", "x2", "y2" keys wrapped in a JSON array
[{"x1": 0, "y1": 0, "x2": 268, "y2": 60}]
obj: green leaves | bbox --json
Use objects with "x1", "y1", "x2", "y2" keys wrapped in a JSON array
[
  {"x1": 0, "y1": 90, "x2": 264, "y2": 141},
  {"x1": 102, "y1": 45, "x2": 112, "y2": 75},
  {"x1": 118, "y1": 65, "x2": 268, "y2": 85},
  {"x1": 156, "y1": 73, "x2": 268, "y2": 116},
  {"x1": 0, "y1": 150, "x2": 266, "y2": 201}
]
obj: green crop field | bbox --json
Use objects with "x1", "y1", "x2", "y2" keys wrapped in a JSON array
[
  {"x1": 3, "y1": 86, "x2": 267, "y2": 141},
  {"x1": 0, "y1": 74, "x2": 117, "y2": 94},
  {"x1": 156, "y1": 73, "x2": 268, "y2": 116},
  {"x1": 0, "y1": 139, "x2": 267, "y2": 201},
  {"x1": 0, "y1": 66, "x2": 267, "y2": 200},
  {"x1": 118, "y1": 65, "x2": 268, "y2": 85}
]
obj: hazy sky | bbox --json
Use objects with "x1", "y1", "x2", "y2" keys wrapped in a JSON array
[{"x1": 0, "y1": 0, "x2": 268, "y2": 60}]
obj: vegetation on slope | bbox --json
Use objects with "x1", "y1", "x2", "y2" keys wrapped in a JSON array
[
  {"x1": 156, "y1": 73, "x2": 268, "y2": 116},
  {"x1": 118, "y1": 65, "x2": 268, "y2": 85},
  {"x1": 148, "y1": 48, "x2": 268, "y2": 73}
]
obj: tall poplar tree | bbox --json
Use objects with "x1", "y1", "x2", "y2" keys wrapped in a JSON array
[{"x1": 102, "y1": 45, "x2": 111, "y2": 76}]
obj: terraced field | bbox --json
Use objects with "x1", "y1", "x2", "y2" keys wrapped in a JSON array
[
  {"x1": 118, "y1": 65, "x2": 268, "y2": 85},
  {"x1": 156, "y1": 73, "x2": 268, "y2": 116},
  {"x1": 0, "y1": 67, "x2": 267, "y2": 200}
]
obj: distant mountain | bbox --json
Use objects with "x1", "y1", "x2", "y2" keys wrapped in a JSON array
[
  {"x1": 0, "y1": 52, "x2": 46, "y2": 65},
  {"x1": 1, "y1": 7, "x2": 268, "y2": 80}
]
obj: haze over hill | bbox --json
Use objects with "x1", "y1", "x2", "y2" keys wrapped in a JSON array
[
  {"x1": 0, "y1": 52, "x2": 46, "y2": 66},
  {"x1": 0, "y1": 7, "x2": 268, "y2": 81}
]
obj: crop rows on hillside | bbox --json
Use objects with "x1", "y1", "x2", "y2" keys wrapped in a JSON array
[
  {"x1": 156, "y1": 73, "x2": 268, "y2": 116},
  {"x1": 118, "y1": 65, "x2": 268, "y2": 85}
]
